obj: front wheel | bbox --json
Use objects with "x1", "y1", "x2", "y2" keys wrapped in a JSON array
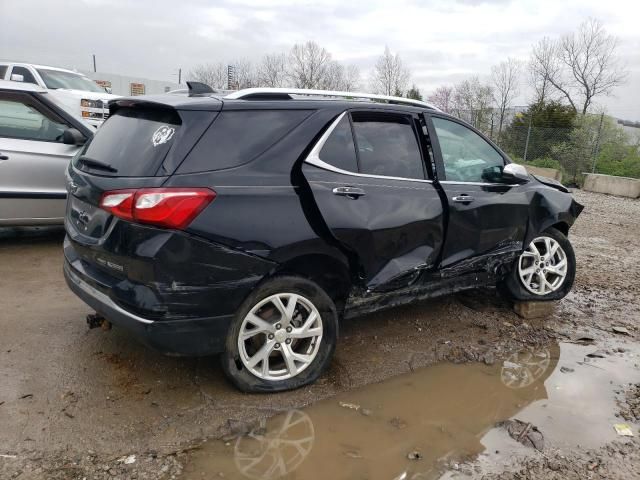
[
  {"x1": 502, "y1": 227, "x2": 576, "y2": 301},
  {"x1": 221, "y1": 276, "x2": 338, "y2": 393}
]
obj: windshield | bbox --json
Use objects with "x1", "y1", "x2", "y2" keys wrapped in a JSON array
[{"x1": 37, "y1": 68, "x2": 105, "y2": 93}]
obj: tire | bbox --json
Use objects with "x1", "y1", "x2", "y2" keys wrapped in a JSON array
[
  {"x1": 502, "y1": 227, "x2": 576, "y2": 302},
  {"x1": 221, "y1": 276, "x2": 338, "y2": 393}
]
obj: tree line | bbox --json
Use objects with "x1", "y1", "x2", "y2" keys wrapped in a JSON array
[
  {"x1": 188, "y1": 18, "x2": 636, "y2": 180},
  {"x1": 190, "y1": 18, "x2": 626, "y2": 125},
  {"x1": 188, "y1": 43, "x2": 416, "y2": 98}
]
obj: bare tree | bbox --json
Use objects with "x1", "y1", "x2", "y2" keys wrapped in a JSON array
[
  {"x1": 559, "y1": 18, "x2": 627, "y2": 113},
  {"x1": 491, "y1": 58, "x2": 521, "y2": 135},
  {"x1": 230, "y1": 59, "x2": 257, "y2": 89},
  {"x1": 288, "y1": 41, "x2": 332, "y2": 89},
  {"x1": 320, "y1": 61, "x2": 345, "y2": 90},
  {"x1": 187, "y1": 63, "x2": 228, "y2": 89},
  {"x1": 451, "y1": 77, "x2": 494, "y2": 132},
  {"x1": 257, "y1": 53, "x2": 289, "y2": 87},
  {"x1": 529, "y1": 37, "x2": 559, "y2": 104},
  {"x1": 529, "y1": 18, "x2": 627, "y2": 113},
  {"x1": 319, "y1": 62, "x2": 361, "y2": 91},
  {"x1": 427, "y1": 85, "x2": 454, "y2": 113},
  {"x1": 343, "y1": 64, "x2": 361, "y2": 91},
  {"x1": 371, "y1": 46, "x2": 410, "y2": 96}
]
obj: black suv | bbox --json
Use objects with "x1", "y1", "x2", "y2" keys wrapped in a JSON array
[{"x1": 64, "y1": 87, "x2": 583, "y2": 392}]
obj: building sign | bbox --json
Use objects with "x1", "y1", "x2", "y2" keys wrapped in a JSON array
[
  {"x1": 130, "y1": 83, "x2": 145, "y2": 96},
  {"x1": 94, "y1": 79, "x2": 112, "y2": 89}
]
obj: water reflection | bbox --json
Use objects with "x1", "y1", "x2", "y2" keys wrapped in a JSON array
[
  {"x1": 184, "y1": 345, "x2": 560, "y2": 480},
  {"x1": 500, "y1": 348, "x2": 552, "y2": 389},
  {"x1": 234, "y1": 410, "x2": 314, "y2": 480}
]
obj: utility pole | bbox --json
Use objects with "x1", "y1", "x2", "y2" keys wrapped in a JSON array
[
  {"x1": 92, "y1": 54, "x2": 97, "y2": 72},
  {"x1": 591, "y1": 112, "x2": 605, "y2": 173},
  {"x1": 178, "y1": 68, "x2": 182, "y2": 84},
  {"x1": 523, "y1": 111, "x2": 533, "y2": 162}
]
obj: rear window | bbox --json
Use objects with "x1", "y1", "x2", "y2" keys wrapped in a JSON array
[
  {"x1": 76, "y1": 107, "x2": 181, "y2": 176},
  {"x1": 177, "y1": 109, "x2": 311, "y2": 173},
  {"x1": 351, "y1": 112, "x2": 425, "y2": 180},
  {"x1": 319, "y1": 114, "x2": 358, "y2": 172}
]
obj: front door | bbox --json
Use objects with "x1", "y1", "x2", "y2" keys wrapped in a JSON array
[
  {"x1": 0, "y1": 91, "x2": 78, "y2": 224},
  {"x1": 302, "y1": 109, "x2": 444, "y2": 292},
  {"x1": 428, "y1": 114, "x2": 530, "y2": 272}
]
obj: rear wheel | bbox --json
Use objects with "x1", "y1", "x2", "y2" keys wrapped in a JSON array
[
  {"x1": 503, "y1": 227, "x2": 576, "y2": 301},
  {"x1": 221, "y1": 276, "x2": 338, "y2": 392}
]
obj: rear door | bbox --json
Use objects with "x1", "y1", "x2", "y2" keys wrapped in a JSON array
[
  {"x1": 0, "y1": 90, "x2": 79, "y2": 224},
  {"x1": 427, "y1": 114, "x2": 530, "y2": 271},
  {"x1": 302, "y1": 109, "x2": 444, "y2": 292}
]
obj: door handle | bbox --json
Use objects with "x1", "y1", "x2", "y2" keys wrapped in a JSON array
[
  {"x1": 0, "y1": 153, "x2": 8, "y2": 161},
  {"x1": 452, "y1": 194, "x2": 474, "y2": 203},
  {"x1": 332, "y1": 186, "x2": 366, "y2": 199}
]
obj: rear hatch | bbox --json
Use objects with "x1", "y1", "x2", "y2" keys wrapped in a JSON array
[{"x1": 65, "y1": 97, "x2": 220, "y2": 275}]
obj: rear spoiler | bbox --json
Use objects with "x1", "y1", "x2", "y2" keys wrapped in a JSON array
[{"x1": 108, "y1": 94, "x2": 222, "y2": 113}]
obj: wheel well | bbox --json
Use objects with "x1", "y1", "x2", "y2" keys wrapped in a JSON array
[
  {"x1": 272, "y1": 254, "x2": 352, "y2": 315},
  {"x1": 549, "y1": 222, "x2": 569, "y2": 236}
]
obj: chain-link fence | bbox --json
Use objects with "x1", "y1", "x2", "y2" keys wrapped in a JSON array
[{"x1": 455, "y1": 106, "x2": 640, "y2": 184}]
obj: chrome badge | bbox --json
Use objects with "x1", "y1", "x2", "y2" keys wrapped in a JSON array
[{"x1": 151, "y1": 126, "x2": 175, "y2": 147}]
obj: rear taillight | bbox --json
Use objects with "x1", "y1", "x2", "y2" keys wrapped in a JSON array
[{"x1": 99, "y1": 188, "x2": 216, "y2": 229}]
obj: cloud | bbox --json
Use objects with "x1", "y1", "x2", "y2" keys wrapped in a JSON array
[{"x1": 1, "y1": 0, "x2": 638, "y2": 119}]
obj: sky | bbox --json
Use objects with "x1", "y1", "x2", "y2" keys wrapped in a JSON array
[{"x1": 1, "y1": 0, "x2": 639, "y2": 120}]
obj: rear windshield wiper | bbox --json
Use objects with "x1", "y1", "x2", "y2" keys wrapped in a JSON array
[{"x1": 77, "y1": 156, "x2": 118, "y2": 173}]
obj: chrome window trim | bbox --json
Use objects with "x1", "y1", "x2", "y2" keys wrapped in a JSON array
[
  {"x1": 304, "y1": 111, "x2": 433, "y2": 184},
  {"x1": 439, "y1": 180, "x2": 518, "y2": 187}
]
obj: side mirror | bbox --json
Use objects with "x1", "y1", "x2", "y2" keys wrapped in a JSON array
[
  {"x1": 62, "y1": 128, "x2": 87, "y2": 146},
  {"x1": 502, "y1": 163, "x2": 530, "y2": 184},
  {"x1": 10, "y1": 73, "x2": 24, "y2": 82},
  {"x1": 104, "y1": 86, "x2": 113, "y2": 94}
]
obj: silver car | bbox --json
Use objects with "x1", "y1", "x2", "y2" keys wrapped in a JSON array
[{"x1": 0, "y1": 80, "x2": 93, "y2": 225}]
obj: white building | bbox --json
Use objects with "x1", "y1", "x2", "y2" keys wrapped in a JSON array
[{"x1": 81, "y1": 70, "x2": 180, "y2": 96}]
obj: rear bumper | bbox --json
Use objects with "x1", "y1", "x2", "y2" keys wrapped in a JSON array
[{"x1": 64, "y1": 260, "x2": 233, "y2": 355}]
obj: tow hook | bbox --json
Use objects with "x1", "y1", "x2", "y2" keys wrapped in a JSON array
[{"x1": 86, "y1": 313, "x2": 112, "y2": 330}]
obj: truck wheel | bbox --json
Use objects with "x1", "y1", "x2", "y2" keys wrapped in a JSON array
[
  {"x1": 221, "y1": 276, "x2": 338, "y2": 393},
  {"x1": 503, "y1": 227, "x2": 576, "y2": 301}
]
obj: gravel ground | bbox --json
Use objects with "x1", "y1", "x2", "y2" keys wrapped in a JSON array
[{"x1": 0, "y1": 189, "x2": 639, "y2": 479}]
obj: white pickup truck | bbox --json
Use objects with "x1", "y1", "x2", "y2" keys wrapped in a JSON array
[{"x1": 0, "y1": 62, "x2": 119, "y2": 127}]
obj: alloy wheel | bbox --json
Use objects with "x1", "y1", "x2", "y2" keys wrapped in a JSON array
[
  {"x1": 518, "y1": 236, "x2": 568, "y2": 295},
  {"x1": 238, "y1": 293, "x2": 323, "y2": 381}
]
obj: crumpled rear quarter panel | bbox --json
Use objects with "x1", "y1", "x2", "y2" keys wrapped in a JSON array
[{"x1": 64, "y1": 221, "x2": 277, "y2": 320}]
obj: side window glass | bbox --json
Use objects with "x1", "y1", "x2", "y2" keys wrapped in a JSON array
[
  {"x1": 0, "y1": 97, "x2": 68, "y2": 142},
  {"x1": 319, "y1": 114, "x2": 358, "y2": 172},
  {"x1": 432, "y1": 117, "x2": 504, "y2": 183},
  {"x1": 351, "y1": 112, "x2": 424, "y2": 179},
  {"x1": 0, "y1": 66, "x2": 8, "y2": 79},
  {"x1": 11, "y1": 66, "x2": 38, "y2": 85}
]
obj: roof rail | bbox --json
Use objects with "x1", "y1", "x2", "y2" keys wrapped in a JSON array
[{"x1": 223, "y1": 88, "x2": 440, "y2": 111}]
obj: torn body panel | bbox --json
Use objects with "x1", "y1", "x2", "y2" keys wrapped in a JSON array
[
  {"x1": 345, "y1": 270, "x2": 494, "y2": 319},
  {"x1": 524, "y1": 184, "x2": 583, "y2": 245},
  {"x1": 301, "y1": 164, "x2": 445, "y2": 292},
  {"x1": 437, "y1": 182, "x2": 530, "y2": 270}
]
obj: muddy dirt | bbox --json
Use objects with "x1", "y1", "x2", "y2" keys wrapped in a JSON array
[
  {"x1": 0, "y1": 190, "x2": 639, "y2": 479},
  {"x1": 182, "y1": 342, "x2": 640, "y2": 480}
]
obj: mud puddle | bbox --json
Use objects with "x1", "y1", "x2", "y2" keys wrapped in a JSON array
[{"x1": 182, "y1": 342, "x2": 640, "y2": 480}]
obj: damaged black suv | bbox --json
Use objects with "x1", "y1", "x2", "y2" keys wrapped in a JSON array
[{"x1": 64, "y1": 87, "x2": 583, "y2": 392}]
